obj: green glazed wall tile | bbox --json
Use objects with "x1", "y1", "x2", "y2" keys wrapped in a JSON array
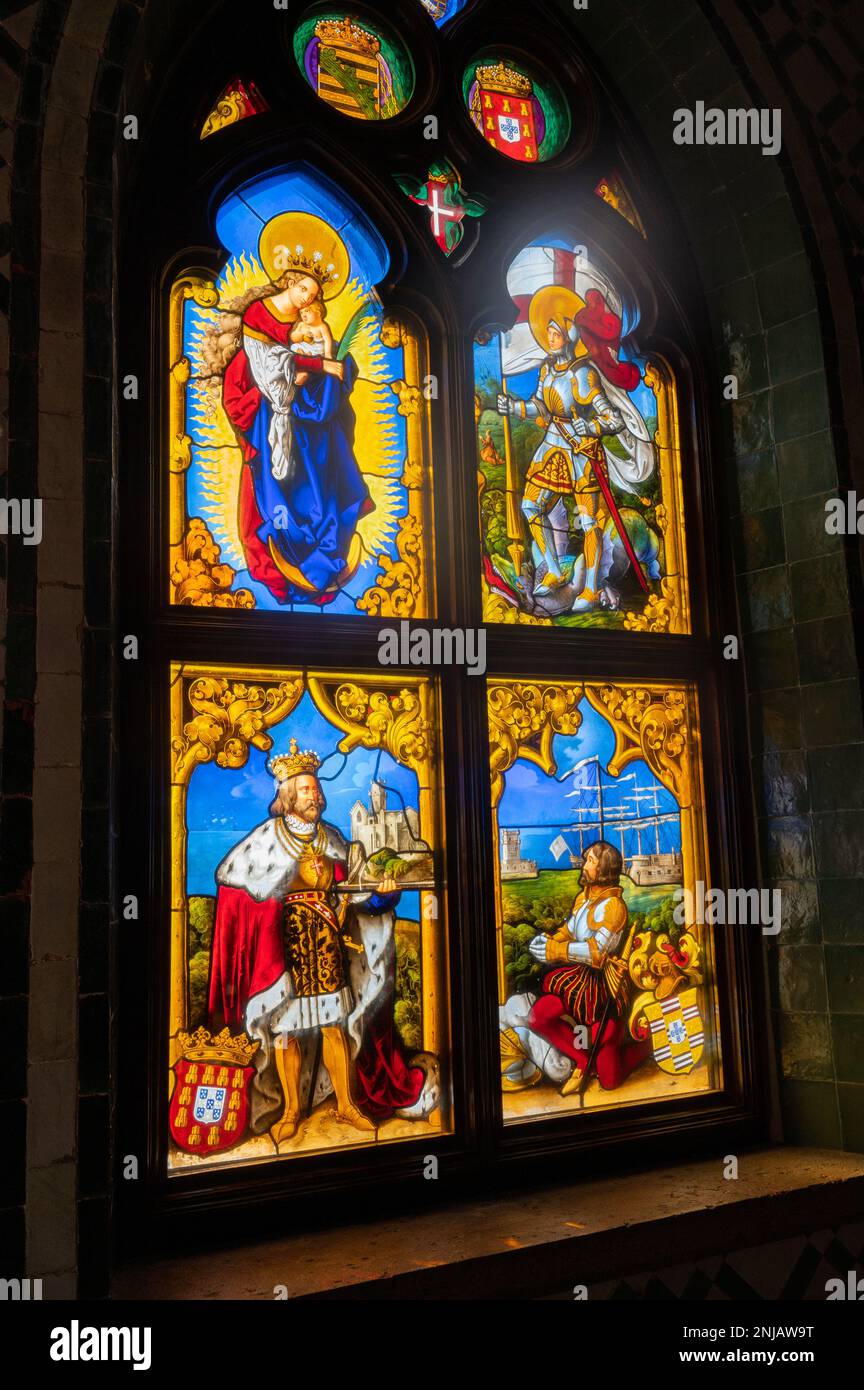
[
  {"x1": 588, "y1": 0, "x2": 630, "y2": 40},
  {"x1": 656, "y1": 12, "x2": 718, "y2": 78},
  {"x1": 801, "y1": 680, "x2": 864, "y2": 746},
  {"x1": 733, "y1": 449, "x2": 780, "y2": 514},
  {"x1": 725, "y1": 161, "x2": 786, "y2": 216},
  {"x1": 772, "y1": 372, "x2": 830, "y2": 443},
  {"x1": 739, "y1": 566, "x2": 792, "y2": 632},
  {"x1": 638, "y1": 99, "x2": 681, "y2": 153},
  {"x1": 732, "y1": 508, "x2": 785, "y2": 574},
  {"x1": 602, "y1": 27, "x2": 651, "y2": 74},
  {"x1": 778, "y1": 1011, "x2": 833, "y2": 1080},
  {"x1": 764, "y1": 816, "x2": 814, "y2": 878},
  {"x1": 731, "y1": 389, "x2": 773, "y2": 456},
  {"x1": 682, "y1": 187, "x2": 736, "y2": 241},
  {"x1": 728, "y1": 332, "x2": 769, "y2": 397},
  {"x1": 767, "y1": 312, "x2": 824, "y2": 385},
  {"x1": 776, "y1": 431, "x2": 838, "y2": 502},
  {"x1": 631, "y1": 0, "x2": 702, "y2": 45},
  {"x1": 825, "y1": 944, "x2": 864, "y2": 1013},
  {"x1": 744, "y1": 626, "x2": 798, "y2": 690},
  {"x1": 756, "y1": 749, "x2": 809, "y2": 817},
  {"x1": 783, "y1": 492, "x2": 844, "y2": 561},
  {"x1": 756, "y1": 254, "x2": 818, "y2": 330},
  {"x1": 706, "y1": 89, "x2": 769, "y2": 185},
  {"x1": 777, "y1": 945, "x2": 826, "y2": 1012},
  {"x1": 813, "y1": 811, "x2": 864, "y2": 879},
  {"x1": 707, "y1": 277, "x2": 763, "y2": 340},
  {"x1": 831, "y1": 1016, "x2": 864, "y2": 1082},
  {"x1": 699, "y1": 225, "x2": 750, "y2": 291},
  {"x1": 838, "y1": 1084, "x2": 864, "y2": 1151},
  {"x1": 820, "y1": 879, "x2": 864, "y2": 942},
  {"x1": 783, "y1": 493, "x2": 842, "y2": 563},
  {"x1": 557, "y1": 0, "x2": 617, "y2": 39},
  {"x1": 749, "y1": 689, "x2": 803, "y2": 752},
  {"x1": 779, "y1": 1078, "x2": 842, "y2": 1146},
  {"x1": 677, "y1": 50, "x2": 743, "y2": 104},
  {"x1": 795, "y1": 615, "x2": 857, "y2": 685},
  {"x1": 808, "y1": 746, "x2": 864, "y2": 812},
  {"x1": 772, "y1": 878, "x2": 820, "y2": 943},
  {"x1": 789, "y1": 553, "x2": 849, "y2": 623},
  {"x1": 739, "y1": 198, "x2": 804, "y2": 273}
]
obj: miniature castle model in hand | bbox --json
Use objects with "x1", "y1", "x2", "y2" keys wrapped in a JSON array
[{"x1": 350, "y1": 782, "x2": 421, "y2": 856}]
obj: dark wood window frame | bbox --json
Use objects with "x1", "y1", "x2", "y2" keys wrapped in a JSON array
[{"x1": 117, "y1": 0, "x2": 770, "y2": 1254}]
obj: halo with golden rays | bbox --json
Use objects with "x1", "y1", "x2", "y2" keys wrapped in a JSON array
[
  {"x1": 259, "y1": 211, "x2": 350, "y2": 300},
  {"x1": 185, "y1": 251, "x2": 404, "y2": 590}
]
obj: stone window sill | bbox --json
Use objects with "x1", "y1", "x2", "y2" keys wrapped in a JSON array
[{"x1": 113, "y1": 1146, "x2": 864, "y2": 1300}]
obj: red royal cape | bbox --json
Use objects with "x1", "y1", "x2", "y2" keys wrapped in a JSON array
[{"x1": 208, "y1": 884, "x2": 424, "y2": 1119}]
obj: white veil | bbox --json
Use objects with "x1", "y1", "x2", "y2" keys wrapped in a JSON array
[{"x1": 243, "y1": 333, "x2": 297, "y2": 483}]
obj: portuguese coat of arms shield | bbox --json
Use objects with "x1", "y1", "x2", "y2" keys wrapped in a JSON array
[{"x1": 169, "y1": 1027, "x2": 258, "y2": 1155}]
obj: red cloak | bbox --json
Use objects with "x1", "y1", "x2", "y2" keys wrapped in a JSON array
[{"x1": 208, "y1": 882, "x2": 424, "y2": 1120}]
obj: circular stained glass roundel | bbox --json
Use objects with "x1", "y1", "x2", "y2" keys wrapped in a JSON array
[
  {"x1": 463, "y1": 55, "x2": 570, "y2": 164},
  {"x1": 294, "y1": 10, "x2": 415, "y2": 121}
]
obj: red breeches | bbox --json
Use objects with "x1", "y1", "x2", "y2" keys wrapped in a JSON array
[{"x1": 527, "y1": 993, "x2": 652, "y2": 1090}]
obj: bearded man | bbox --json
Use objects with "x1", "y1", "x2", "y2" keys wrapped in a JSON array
[
  {"x1": 526, "y1": 840, "x2": 651, "y2": 1093},
  {"x1": 207, "y1": 740, "x2": 425, "y2": 1146}
]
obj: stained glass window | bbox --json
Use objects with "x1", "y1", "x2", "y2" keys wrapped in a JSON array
[
  {"x1": 418, "y1": 0, "x2": 469, "y2": 25},
  {"x1": 464, "y1": 56, "x2": 570, "y2": 164},
  {"x1": 168, "y1": 165, "x2": 434, "y2": 617},
  {"x1": 489, "y1": 680, "x2": 720, "y2": 1120},
  {"x1": 200, "y1": 78, "x2": 268, "y2": 140},
  {"x1": 130, "y1": 0, "x2": 759, "y2": 1216},
  {"x1": 394, "y1": 160, "x2": 486, "y2": 257},
  {"x1": 595, "y1": 171, "x2": 648, "y2": 239},
  {"x1": 476, "y1": 239, "x2": 689, "y2": 632},
  {"x1": 169, "y1": 663, "x2": 450, "y2": 1167},
  {"x1": 294, "y1": 11, "x2": 414, "y2": 121}
]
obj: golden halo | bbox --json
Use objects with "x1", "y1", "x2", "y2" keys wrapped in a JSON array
[
  {"x1": 528, "y1": 284, "x2": 586, "y2": 351},
  {"x1": 258, "y1": 212, "x2": 350, "y2": 300}
]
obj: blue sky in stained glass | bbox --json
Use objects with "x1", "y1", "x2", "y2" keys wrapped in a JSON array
[
  {"x1": 498, "y1": 698, "x2": 682, "y2": 869},
  {"x1": 186, "y1": 688, "x2": 421, "y2": 917}
]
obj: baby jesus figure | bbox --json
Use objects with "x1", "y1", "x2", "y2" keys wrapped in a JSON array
[{"x1": 290, "y1": 302, "x2": 334, "y2": 360}]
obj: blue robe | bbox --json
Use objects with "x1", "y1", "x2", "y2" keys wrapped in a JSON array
[{"x1": 247, "y1": 352, "x2": 371, "y2": 604}]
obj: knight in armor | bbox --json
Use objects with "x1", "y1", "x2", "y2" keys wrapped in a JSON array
[
  {"x1": 526, "y1": 840, "x2": 651, "y2": 1094},
  {"x1": 497, "y1": 285, "x2": 655, "y2": 611}
]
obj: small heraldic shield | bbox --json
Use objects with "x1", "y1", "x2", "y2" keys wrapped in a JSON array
[
  {"x1": 498, "y1": 114, "x2": 521, "y2": 143},
  {"x1": 645, "y1": 987, "x2": 704, "y2": 1075},
  {"x1": 169, "y1": 1026, "x2": 258, "y2": 1155}
]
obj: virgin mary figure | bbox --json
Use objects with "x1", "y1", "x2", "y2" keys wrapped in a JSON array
[{"x1": 221, "y1": 212, "x2": 373, "y2": 606}]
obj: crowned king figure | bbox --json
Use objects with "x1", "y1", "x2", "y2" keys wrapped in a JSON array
[{"x1": 208, "y1": 738, "x2": 428, "y2": 1147}]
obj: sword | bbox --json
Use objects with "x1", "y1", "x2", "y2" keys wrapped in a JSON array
[
  {"x1": 559, "y1": 424, "x2": 650, "y2": 594},
  {"x1": 575, "y1": 915, "x2": 640, "y2": 1108}
]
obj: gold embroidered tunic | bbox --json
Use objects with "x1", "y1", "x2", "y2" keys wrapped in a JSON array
[
  {"x1": 276, "y1": 819, "x2": 347, "y2": 1002},
  {"x1": 216, "y1": 814, "x2": 358, "y2": 1033}
]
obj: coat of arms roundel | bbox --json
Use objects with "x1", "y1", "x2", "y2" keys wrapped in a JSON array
[{"x1": 169, "y1": 1027, "x2": 258, "y2": 1155}]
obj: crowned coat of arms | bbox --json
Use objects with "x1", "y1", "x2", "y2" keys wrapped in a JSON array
[{"x1": 169, "y1": 1027, "x2": 258, "y2": 1155}]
